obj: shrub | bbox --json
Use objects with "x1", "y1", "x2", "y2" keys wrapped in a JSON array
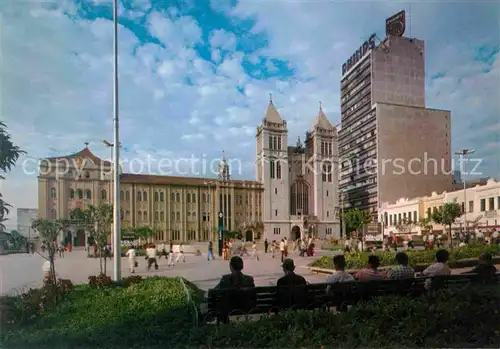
[
  {"x1": 118, "y1": 275, "x2": 143, "y2": 288},
  {"x1": 88, "y1": 274, "x2": 112, "y2": 288},
  {"x1": 0, "y1": 278, "x2": 74, "y2": 329},
  {"x1": 312, "y1": 243, "x2": 500, "y2": 270}
]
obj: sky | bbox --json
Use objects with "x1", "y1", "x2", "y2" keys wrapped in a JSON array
[{"x1": 1, "y1": 0, "x2": 499, "y2": 227}]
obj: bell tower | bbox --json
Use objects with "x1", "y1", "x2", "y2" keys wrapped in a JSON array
[{"x1": 256, "y1": 95, "x2": 290, "y2": 240}]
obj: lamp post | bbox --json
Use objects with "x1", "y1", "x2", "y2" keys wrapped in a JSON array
[
  {"x1": 340, "y1": 189, "x2": 345, "y2": 239},
  {"x1": 454, "y1": 148, "x2": 475, "y2": 235},
  {"x1": 111, "y1": 0, "x2": 121, "y2": 281},
  {"x1": 204, "y1": 180, "x2": 217, "y2": 242}
]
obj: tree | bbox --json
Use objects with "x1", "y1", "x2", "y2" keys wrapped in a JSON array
[
  {"x1": 7, "y1": 230, "x2": 26, "y2": 250},
  {"x1": 86, "y1": 205, "x2": 113, "y2": 275},
  {"x1": 418, "y1": 217, "x2": 433, "y2": 236},
  {"x1": 342, "y1": 209, "x2": 371, "y2": 251},
  {"x1": 432, "y1": 201, "x2": 462, "y2": 249},
  {"x1": 31, "y1": 218, "x2": 69, "y2": 301},
  {"x1": 135, "y1": 226, "x2": 154, "y2": 246},
  {"x1": 0, "y1": 122, "x2": 25, "y2": 231}
]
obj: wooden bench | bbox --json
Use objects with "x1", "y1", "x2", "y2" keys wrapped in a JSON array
[{"x1": 203, "y1": 273, "x2": 499, "y2": 323}]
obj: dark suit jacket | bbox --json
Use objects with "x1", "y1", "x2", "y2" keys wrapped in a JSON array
[{"x1": 215, "y1": 272, "x2": 255, "y2": 289}]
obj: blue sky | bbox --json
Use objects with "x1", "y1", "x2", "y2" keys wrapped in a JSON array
[{"x1": 1, "y1": 0, "x2": 499, "y2": 226}]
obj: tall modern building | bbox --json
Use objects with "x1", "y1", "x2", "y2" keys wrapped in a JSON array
[
  {"x1": 256, "y1": 99, "x2": 340, "y2": 240},
  {"x1": 339, "y1": 12, "x2": 452, "y2": 222}
]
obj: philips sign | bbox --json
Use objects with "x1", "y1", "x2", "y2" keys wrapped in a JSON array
[{"x1": 342, "y1": 34, "x2": 376, "y2": 76}]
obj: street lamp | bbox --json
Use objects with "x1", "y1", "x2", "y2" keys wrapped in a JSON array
[
  {"x1": 454, "y1": 148, "x2": 475, "y2": 235},
  {"x1": 111, "y1": 0, "x2": 121, "y2": 281}
]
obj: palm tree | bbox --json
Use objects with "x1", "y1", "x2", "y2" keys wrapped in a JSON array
[{"x1": 0, "y1": 122, "x2": 25, "y2": 231}]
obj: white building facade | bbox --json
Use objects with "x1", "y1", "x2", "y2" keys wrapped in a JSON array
[
  {"x1": 380, "y1": 178, "x2": 500, "y2": 235},
  {"x1": 17, "y1": 208, "x2": 39, "y2": 239},
  {"x1": 256, "y1": 99, "x2": 340, "y2": 241}
]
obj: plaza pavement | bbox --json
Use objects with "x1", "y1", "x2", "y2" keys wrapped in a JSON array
[
  {"x1": 0, "y1": 247, "x2": 487, "y2": 296},
  {"x1": 0, "y1": 248, "x2": 331, "y2": 295}
]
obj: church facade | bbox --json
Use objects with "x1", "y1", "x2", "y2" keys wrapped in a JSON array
[{"x1": 256, "y1": 99, "x2": 341, "y2": 241}]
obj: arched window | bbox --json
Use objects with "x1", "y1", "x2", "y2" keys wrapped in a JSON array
[
  {"x1": 176, "y1": 212, "x2": 180, "y2": 220},
  {"x1": 170, "y1": 193, "x2": 175, "y2": 201},
  {"x1": 137, "y1": 211, "x2": 142, "y2": 221},
  {"x1": 290, "y1": 180, "x2": 309, "y2": 215},
  {"x1": 120, "y1": 190, "x2": 124, "y2": 200},
  {"x1": 143, "y1": 191, "x2": 147, "y2": 202},
  {"x1": 276, "y1": 161, "x2": 282, "y2": 179},
  {"x1": 160, "y1": 212, "x2": 164, "y2": 222},
  {"x1": 69, "y1": 189, "x2": 75, "y2": 199},
  {"x1": 101, "y1": 189, "x2": 106, "y2": 200},
  {"x1": 144, "y1": 211, "x2": 148, "y2": 221},
  {"x1": 85, "y1": 171, "x2": 90, "y2": 179},
  {"x1": 126, "y1": 191, "x2": 130, "y2": 201},
  {"x1": 126, "y1": 210, "x2": 130, "y2": 219},
  {"x1": 160, "y1": 192, "x2": 164, "y2": 202},
  {"x1": 85, "y1": 190, "x2": 92, "y2": 200},
  {"x1": 202, "y1": 193, "x2": 206, "y2": 203},
  {"x1": 50, "y1": 188, "x2": 56, "y2": 199},
  {"x1": 77, "y1": 189, "x2": 83, "y2": 199},
  {"x1": 176, "y1": 193, "x2": 180, "y2": 202},
  {"x1": 192, "y1": 194, "x2": 196, "y2": 203},
  {"x1": 137, "y1": 191, "x2": 142, "y2": 201},
  {"x1": 155, "y1": 211, "x2": 159, "y2": 221},
  {"x1": 51, "y1": 209, "x2": 57, "y2": 219},
  {"x1": 187, "y1": 193, "x2": 191, "y2": 203},
  {"x1": 120, "y1": 209, "x2": 124, "y2": 220},
  {"x1": 154, "y1": 192, "x2": 159, "y2": 202}
]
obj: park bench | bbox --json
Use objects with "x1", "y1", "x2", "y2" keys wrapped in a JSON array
[{"x1": 203, "y1": 273, "x2": 499, "y2": 324}]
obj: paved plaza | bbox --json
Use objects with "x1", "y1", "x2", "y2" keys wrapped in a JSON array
[{"x1": 0, "y1": 248, "x2": 331, "y2": 295}]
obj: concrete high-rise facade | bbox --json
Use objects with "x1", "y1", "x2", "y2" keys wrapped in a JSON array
[
  {"x1": 256, "y1": 99, "x2": 340, "y2": 240},
  {"x1": 339, "y1": 32, "x2": 452, "y2": 222}
]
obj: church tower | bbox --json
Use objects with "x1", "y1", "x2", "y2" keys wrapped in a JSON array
[
  {"x1": 256, "y1": 96, "x2": 290, "y2": 240},
  {"x1": 306, "y1": 103, "x2": 340, "y2": 237}
]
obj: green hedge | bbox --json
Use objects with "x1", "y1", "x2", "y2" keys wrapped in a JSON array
[
  {"x1": 3, "y1": 277, "x2": 500, "y2": 348},
  {"x1": 312, "y1": 244, "x2": 500, "y2": 270}
]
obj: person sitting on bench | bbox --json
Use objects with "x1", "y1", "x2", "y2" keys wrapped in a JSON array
[
  {"x1": 462, "y1": 252, "x2": 497, "y2": 282},
  {"x1": 276, "y1": 258, "x2": 307, "y2": 309},
  {"x1": 215, "y1": 256, "x2": 254, "y2": 289},
  {"x1": 355, "y1": 255, "x2": 387, "y2": 281}
]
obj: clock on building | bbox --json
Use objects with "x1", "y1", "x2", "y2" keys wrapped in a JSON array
[{"x1": 385, "y1": 10, "x2": 406, "y2": 37}]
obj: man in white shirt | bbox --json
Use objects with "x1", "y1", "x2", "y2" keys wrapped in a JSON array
[
  {"x1": 325, "y1": 255, "x2": 354, "y2": 294},
  {"x1": 279, "y1": 239, "x2": 285, "y2": 263},
  {"x1": 422, "y1": 249, "x2": 451, "y2": 289},
  {"x1": 126, "y1": 247, "x2": 137, "y2": 273},
  {"x1": 146, "y1": 244, "x2": 158, "y2": 271}
]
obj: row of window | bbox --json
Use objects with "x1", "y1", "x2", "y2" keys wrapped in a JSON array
[
  {"x1": 119, "y1": 191, "x2": 210, "y2": 203},
  {"x1": 273, "y1": 227, "x2": 281, "y2": 235},
  {"x1": 320, "y1": 141, "x2": 334, "y2": 156},
  {"x1": 268, "y1": 135, "x2": 283, "y2": 150}
]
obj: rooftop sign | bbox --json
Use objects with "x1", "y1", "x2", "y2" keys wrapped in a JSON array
[{"x1": 341, "y1": 33, "x2": 376, "y2": 76}]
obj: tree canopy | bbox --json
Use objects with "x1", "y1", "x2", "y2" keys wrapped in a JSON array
[{"x1": 342, "y1": 209, "x2": 371, "y2": 235}]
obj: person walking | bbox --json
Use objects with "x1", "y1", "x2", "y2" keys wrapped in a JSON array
[
  {"x1": 280, "y1": 239, "x2": 285, "y2": 263},
  {"x1": 176, "y1": 242, "x2": 186, "y2": 264},
  {"x1": 207, "y1": 240, "x2": 215, "y2": 261},
  {"x1": 126, "y1": 246, "x2": 137, "y2": 273},
  {"x1": 264, "y1": 238, "x2": 269, "y2": 254},
  {"x1": 252, "y1": 241, "x2": 260, "y2": 261},
  {"x1": 146, "y1": 244, "x2": 159, "y2": 271}
]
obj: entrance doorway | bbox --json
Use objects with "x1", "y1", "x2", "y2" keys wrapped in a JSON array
[
  {"x1": 75, "y1": 229, "x2": 86, "y2": 247},
  {"x1": 245, "y1": 230, "x2": 253, "y2": 242},
  {"x1": 291, "y1": 226, "x2": 301, "y2": 241}
]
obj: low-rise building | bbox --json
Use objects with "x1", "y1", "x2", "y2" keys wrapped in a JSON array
[{"x1": 380, "y1": 178, "x2": 500, "y2": 235}]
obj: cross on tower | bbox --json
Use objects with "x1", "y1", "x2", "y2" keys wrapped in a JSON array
[
  {"x1": 269, "y1": 93, "x2": 273, "y2": 103},
  {"x1": 319, "y1": 101, "x2": 323, "y2": 110}
]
